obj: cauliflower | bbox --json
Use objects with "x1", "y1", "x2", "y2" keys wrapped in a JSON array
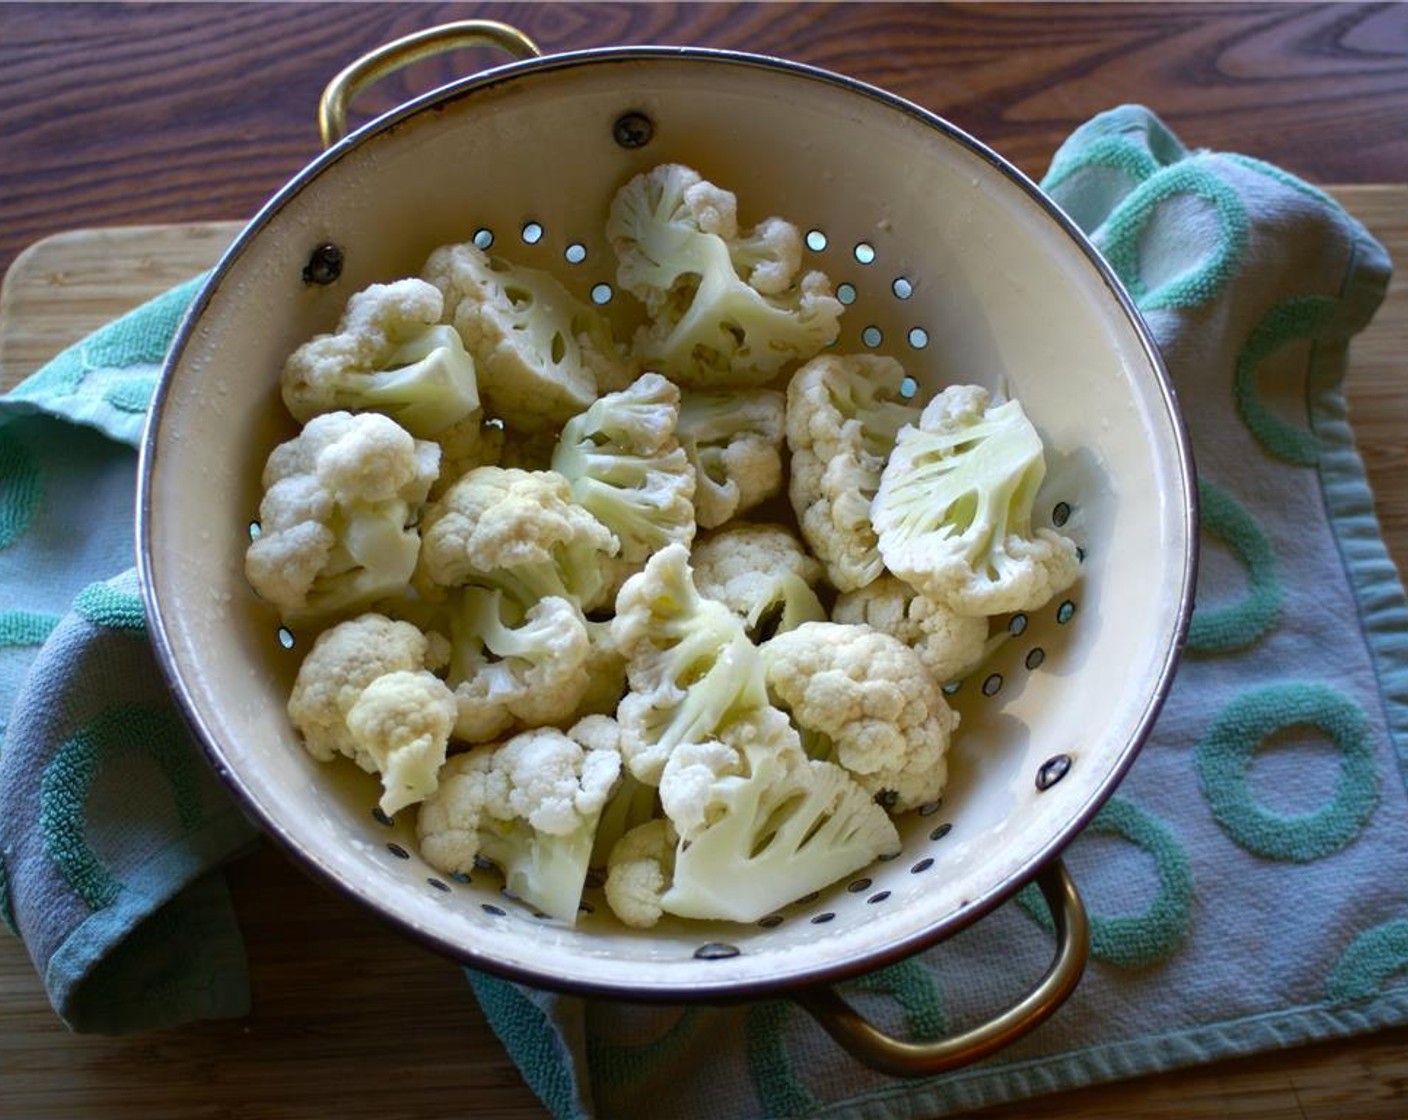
[
  {"x1": 550, "y1": 373, "x2": 696, "y2": 577},
  {"x1": 690, "y1": 522, "x2": 825, "y2": 640},
  {"x1": 281, "y1": 279, "x2": 480, "y2": 437},
  {"x1": 416, "y1": 466, "x2": 619, "y2": 613},
  {"x1": 786, "y1": 353, "x2": 922, "y2": 593},
  {"x1": 287, "y1": 613, "x2": 455, "y2": 816},
  {"x1": 610, "y1": 543, "x2": 770, "y2": 784},
  {"x1": 676, "y1": 388, "x2": 786, "y2": 528},
  {"x1": 416, "y1": 722, "x2": 622, "y2": 923},
  {"x1": 445, "y1": 587, "x2": 593, "y2": 743},
  {"x1": 244, "y1": 410, "x2": 440, "y2": 622},
  {"x1": 833, "y1": 574, "x2": 992, "y2": 685},
  {"x1": 429, "y1": 414, "x2": 506, "y2": 498},
  {"x1": 606, "y1": 706, "x2": 900, "y2": 926},
  {"x1": 423, "y1": 241, "x2": 632, "y2": 433},
  {"x1": 606, "y1": 164, "x2": 842, "y2": 388},
  {"x1": 762, "y1": 621, "x2": 959, "y2": 811},
  {"x1": 872, "y1": 384, "x2": 1081, "y2": 616}
]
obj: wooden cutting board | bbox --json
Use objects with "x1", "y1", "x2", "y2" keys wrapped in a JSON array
[{"x1": 0, "y1": 193, "x2": 1405, "y2": 1120}]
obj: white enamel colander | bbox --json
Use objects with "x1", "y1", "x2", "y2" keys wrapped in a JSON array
[{"x1": 137, "y1": 22, "x2": 1196, "y2": 1076}]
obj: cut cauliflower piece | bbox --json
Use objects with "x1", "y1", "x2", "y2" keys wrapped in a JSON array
[
  {"x1": 833, "y1": 574, "x2": 992, "y2": 686},
  {"x1": 872, "y1": 384, "x2": 1081, "y2": 616},
  {"x1": 610, "y1": 543, "x2": 770, "y2": 784},
  {"x1": 445, "y1": 587, "x2": 593, "y2": 743},
  {"x1": 607, "y1": 163, "x2": 842, "y2": 388},
  {"x1": 244, "y1": 411, "x2": 440, "y2": 623},
  {"x1": 550, "y1": 372, "x2": 696, "y2": 577},
  {"x1": 429, "y1": 414, "x2": 506, "y2": 498},
  {"x1": 416, "y1": 722, "x2": 622, "y2": 923},
  {"x1": 676, "y1": 388, "x2": 786, "y2": 528},
  {"x1": 786, "y1": 353, "x2": 922, "y2": 593},
  {"x1": 417, "y1": 466, "x2": 619, "y2": 613},
  {"x1": 286, "y1": 613, "x2": 455, "y2": 816},
  {"x1": 281, "y1": 278, "x2": 480, "y2": 436},
  {"x1": 605, "y1": 705, "x2": 899, "y2": 927},
  {"x1": 423, "y1": 241, "x2": 632, "y2": 432},
  {"x1": 690, "y1": 522, "x2": 826, "y2": 640},
  {"x1": 762, "y1": 621, "x2": 959, "y2": 812}
]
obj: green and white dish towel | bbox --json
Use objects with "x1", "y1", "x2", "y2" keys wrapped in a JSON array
[{"x1": 0, "y1": 106, "x2": 1404, "y2": 1117}]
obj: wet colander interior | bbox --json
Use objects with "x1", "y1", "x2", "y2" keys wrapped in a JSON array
[{"x1": 139, "y1": 42, "x2": 1195, "y2": 1019}]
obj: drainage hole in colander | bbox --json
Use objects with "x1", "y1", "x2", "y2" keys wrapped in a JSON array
[
  {"x1": 892, "y1": 276, "x2": 913, "y2": 299},
  {"x1": 929, "y1": 822, "x2": 953, "y2": 842},
  {"x1": 521, "y1": 222, "x2": 544, "y2": 245},
  {"x1": 1057, "y1": 599, "x2": 1077, "y2": 624},
  {"x1": 247, "y1": 520, "x2": 261, "y2": 540},
  {"x1": 837, "y1": 283, "x2": 857, "y2": 305},
  {"x1": 907, "y1": 327, "x2": 929, "y2": 350},
  {"x1": 1008, "y1": 613, "x2": 1029, "y2": 637},
  {"x1": 564, "y1": 242, "x2": 587, "y2": 264},
  {"x1": 386, "y1": 842, "x2": 410, "y2": 860},
  {"x1": 370, "y1": 806, "x2": 393, "y2": 827},
  {"x1": 867, "y1": 890, "x2": 891, "y2": 905},
  {"x1": 853, "y1": 242, "x2": 876, "y2": 265},
  {"x1": 861, "y1": 325, "x2": 883, "y2": 348},
  {"x1": 591, "y1": 283, "x2": 614, "y2": 305},
  {"x1": 276, "y1": 627, "x2": 295, "y2": 650},
  {"x1": 900, "y1": 375, "x2": 918, "y2": 398},
  {"x1": 805, "y1": 229, "x2": 828, "y2": 252},
  {"x1": 695, "y1": 942, "x2": 742, "y2": 960},
  {"x1": 427, "y1": 877, "x2": 450, "y2": 893},
  {"x1": 810, "y1": 912, "x2": 836, "y2": 925},
  {"x1": 1052, "y1": 500, "x2": 1072, "y2": 528},
  {"x1": 481, "y1": 903, "x2": 506, "y2": 917},
  {"x1": 1025, "y1": 647, "x2": 1046, "y2": 670},
  {"x1": 757, "y1": 914, "x2": 784, "y2": 928},
  {"x1": 473, "y1": 228, "x2": 494, "y2": 250},
  {"x1": 911, "y1": 857, "x2": 935, "y2": 874},
  {"x1": 981, "y1": 673, "x2": 1003, "y2": 697},
  {"x1": 942, "y1": 680, "x2": 961, "y2": 696},
  {"x1": 794, "y1": 890, "x2": 821, "y2": 907},
  {"x1": 847, "y1": 877, "x2": 872, "y2": 893},
  {"x1": 450, "y1": 871, "x2": 472, "y2": 885},
  {"x1": 918, "y1": 799, "x2": 943, "y2": 817}
]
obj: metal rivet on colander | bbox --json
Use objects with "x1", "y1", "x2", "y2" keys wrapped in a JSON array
[
  {"x1": 1036, "y1": 753, "x2": 1073, "y2": 791},
  {"x1": 694, "y1": 942, "x2": 741, "y2": 960},
  {"x1": 301, "y1": 242, "x2": 344, "y2": 285},
  {"x1": 612, "y1": 110, "x2": 654, "y2": 149}
]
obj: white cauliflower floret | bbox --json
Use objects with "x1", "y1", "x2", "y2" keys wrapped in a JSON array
[
  {"x1": 786, "y1": 353, "x2": 921, "y2": 593},
  {"x1": 604, "y1": 818, "x2": 676, "y2": 930},
  {"x1": 762, "y1": 621, "x2": 959, "y2": 811},
  {"x1": 676, "y1": 388, "x2": 786, "y2": 528},
  {"x1": 244, "y1": 411, "x2": 440, "y2": 623},
  {"x1": 416, "y1": 722, "x2": 622, "y2": 923},
  {"x1": 833, "y1": 574, "x2": 992, "y2": 686},
  {"x1": 446, "y1": 588, "x2": 593, "y2": 743},
  {"x1": 550, "y1": 373, "x2": 696, "y2": 586},
  {"x1": 691, "y1": 522, "x2": 825, "y2": 639},
  {"x1": 610, "y1": 543, "x2": 769, "y2": 784},
  {"x1": 607, "y1": 163, "x2": 842, "y2": 388},
  {"x1": 417, "y1": 465, "x2": 619, "y2": 612},
  {"x1": 429, "y1": 414, "x2": 506, "y2": 498},
  {"x1": 287, "y1": 613, "x2": 455, "y2": 816},
  {"x1": 423, "y1": 241, "x2": 633, "y2": 433},
  {"x1": 872, "y1": 384, "x2": 1081, "y2": 616},
  {"x1": 281, "y1": 278, "x2": 480, "y2": 436}
]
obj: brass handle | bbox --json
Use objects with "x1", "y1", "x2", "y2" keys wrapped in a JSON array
[
  {"x1": 795, "y1": 859, "x2": 1089, "y2": 1078},
  {"x1": 318, "y1": 20, "x2": 541, "y2": 148}
]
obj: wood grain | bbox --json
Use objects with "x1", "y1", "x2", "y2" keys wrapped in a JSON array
[
  {"x1": 2, "y1": 3, "x2": 1406, "y2": 285},
  {"x1": 0, "y1": 190, "x2": 1405, "y2": 1118}
]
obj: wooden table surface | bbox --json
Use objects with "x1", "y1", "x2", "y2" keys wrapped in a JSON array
[{"x1": 2, "y1": 4, "x2": 1407, "y2": 1118}]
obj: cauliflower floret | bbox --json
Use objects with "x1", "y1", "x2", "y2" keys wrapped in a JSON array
[
  {"x1": 423, "y1": 241, "x2": 633, "y2": 433},
  {"x1": 417, "y1": 466, "x2": 619, "y2": 612},
  {"x1": 607, "y1": 164, "x2": 842, "y2": 388},
  {"x1": 833, "y1": 574, "x2": 992, "y2": 686},
  {"x1": 416, "y1": 722, "x2": 622, "y2": 923},
  {"x1": 676, "y1": 388, "x2": 786, "y2": 528},
  {"x1": 244, "y1": 411, "x2": 440, "y2": 623},
  {"x1": 281, "y1": 279, "x2": 480, "y2": 436},
  {"x1": 872, "y1": 384, "x2": 1081, "y2": 615},
  {"x1": 606, "y1": 706, "x2": 899, "y2": 927},
  {"x1": 762, "y1": 621, "x2": 959, "y2": 811},
  {"x1": 446, "y1": 587, "x2": 593, "y2": 743},
  {"x1": 786, "y1": 353, "x2": 922, "y2": 593},
  {"x1": 287, "y1": 613, "x2": 455, "y2": 816},
  {"x1": 550, "y1": 373, "x2": 696, "y2": 586},
  {"x1": 429, "y1": 414, "x2": 506, "y2": 498},
  {"x1": 611, "y1": 543, "x2": 769, "y2": 784},
  {"x1": 691, "y1": 522, "x2": 825, "y2": 639}
]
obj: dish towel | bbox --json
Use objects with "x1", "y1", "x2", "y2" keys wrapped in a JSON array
[{"x1": 0, "y1": 106, "x2": 1403, "y2": 1114}]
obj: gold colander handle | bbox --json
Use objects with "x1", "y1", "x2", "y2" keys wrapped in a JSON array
[
  {"x1": 796, "y1": 859, "x2": 1089, "y2": 1077},
  {"x1": 318, "y1": 20, "x2": 541, "y2": 148}
]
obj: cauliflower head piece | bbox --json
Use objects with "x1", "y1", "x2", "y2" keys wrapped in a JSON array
[
  {"x1": 244, "y1": 410, "x2": 440, "y2": 623},
  {"x1": 416, "y1": 722, "x2": 622, "y2": 923},
  {"x1": 424, "y1": 241, "x2": 632, "y2": 433},
  {"x1": 762, "y1": 620, "x2": 958, "y2": 812},
  {"x1": 607, "y1": 163, "x2": 842, "y2": 388},
  {"x1": 872, "y1": 384, "x2": 1081, "y2": 616},
  {"x1": 281, "y1": 279, "x2": 481, "y2": 437},
  {"x1": 690, "y1": 522, "x2": 825, "y2": 640},
  {"x1": 833, "y1": 574, "x2": 992, "y2": 686},
  {"x1": 676, "y1": 388, "x2": 786, "y2": 528},
  {"x1": 287, "y1": 613, "x2": 455, "y2": 816},
  {"x1": 786, "y1": 353, "x2": 921, "y2": 592}
]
